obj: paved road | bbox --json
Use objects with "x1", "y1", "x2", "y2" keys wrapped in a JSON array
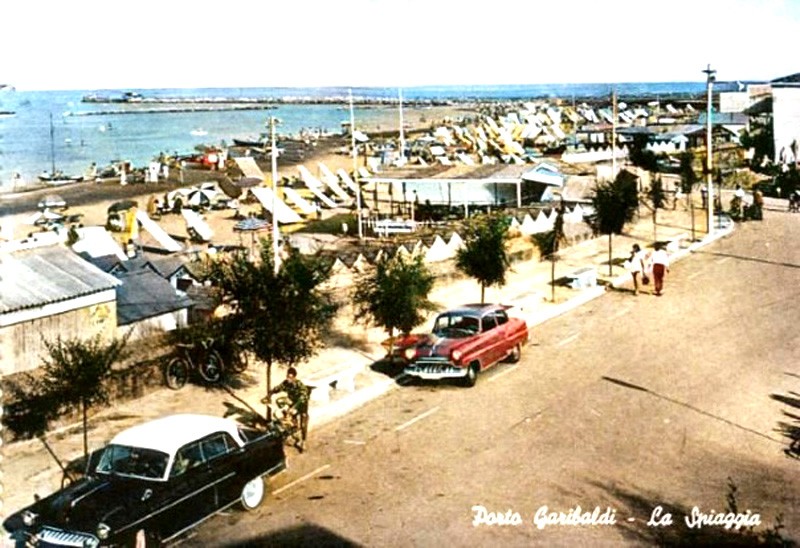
[{"x1": 184, "y1": 211, "x2": 800, "y2": 546}]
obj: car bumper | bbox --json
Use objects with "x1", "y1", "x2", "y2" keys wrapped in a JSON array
[{"x1": 404, "y1": 363, "x2": 468, "y2": 380}]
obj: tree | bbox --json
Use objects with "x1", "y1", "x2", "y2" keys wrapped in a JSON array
[
  {"x1": 37, "y1": 334, "x2": 130, "y2": 460},
  {"x1": 647, "y1": 175, "x2": 667, "y2": 242},
  {"x1": 351, "y1": 253, "x2": 436, "y2": 359},
  {"x1": 532, "y1": 199, "x2": 567, "y2": 303},
  {"x1": 455, "y1": 213, "x2": 512, "y2": 304},
  {"x1": 629, "y1": 133, "x2": 659, "y2": 172},
  {"x1": 679, "y1": 151, "x2": 698, "y2": 194},
  {"x1": 207, "y1": 240, "x2": 336, "y2": 419},
  {"x1": 586, "y1": 170, "x2": 639, "y2": 276}
]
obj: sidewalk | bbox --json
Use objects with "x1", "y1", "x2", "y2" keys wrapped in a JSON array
[{"x1": 1, "y1": 206, "x2": 733, "y2": 519}]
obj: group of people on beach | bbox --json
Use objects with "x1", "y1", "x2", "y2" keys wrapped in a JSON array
[{"x1": 625, "y1": 243, "x2": 670, "y2": 296}]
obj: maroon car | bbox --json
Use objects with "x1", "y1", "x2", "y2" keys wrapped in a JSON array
[{"x1": 398, "y1": 303, "x2": 529, "y2": 386}]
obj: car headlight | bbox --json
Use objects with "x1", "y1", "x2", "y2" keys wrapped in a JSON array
[
  {"x1": 96, "y1": 523, "x2": 110, "y2": 540},
  {"x1": 451, "y1": 350, "x2": 462, "y2": 363},
  {"x1": 403, "y1": 347, "x2": 416, "y2": 361},
  {"x1": 22, "y1": 510, "x2": 38, "y2": 526}
]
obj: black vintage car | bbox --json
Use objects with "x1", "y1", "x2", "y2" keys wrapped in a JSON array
[{"x1": 4, "y1": 414, "x2": 286, "y2": 547}]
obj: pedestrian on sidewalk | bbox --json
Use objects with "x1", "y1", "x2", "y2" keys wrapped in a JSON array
[
  {"x1": 624, "y1": 243, "x2": 647, "y2": 295},
  {"x1": 262, "y1": 367, "x2": 310, "y2": 452},
  {"x1": 649, "y1": 242, "x2": 670, "y2": 296}
]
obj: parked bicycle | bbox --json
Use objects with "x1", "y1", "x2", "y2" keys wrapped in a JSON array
[{"x1": 164, "y1": 338, "x2": 225, "y2": 389}]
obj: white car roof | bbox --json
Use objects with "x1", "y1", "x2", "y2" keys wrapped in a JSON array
[{"x1": 109, "y1": 414, "x2": 244, "y2": 456}]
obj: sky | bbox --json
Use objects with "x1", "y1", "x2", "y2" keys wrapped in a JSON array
[{"x1": 3, "y1": 0, "x2": 799, "y2": 91}]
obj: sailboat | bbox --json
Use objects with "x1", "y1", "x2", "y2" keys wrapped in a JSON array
[{"x1": 38, "y1": 113, "x2": 85, "y2": 185}]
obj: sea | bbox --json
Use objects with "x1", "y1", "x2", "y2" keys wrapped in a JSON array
[{"x1": 0, "y1": 82, "x2": 714, "y2": 191}]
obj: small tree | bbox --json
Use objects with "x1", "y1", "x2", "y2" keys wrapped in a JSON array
[
  {"x1": 455, "y1": 213, "x2": 512, "y2": 304},
  {"x1": 351, "y1": 253, "x2": 436, "y2": 359},
  {"x1": 647, "y1": 175, "x2": 667, "y2": 242},
  {"x1": 532, "y1": 199, "x2": 567, "y2": 302},
  {"x1": 586, "y1": 170, "x2": 639, "y2": 275},
  {"x1": 207, "y1": 240, "x2": 336, "y2": 420},
  {"x1": 37, "y1": 334, "x2": 130, "y2": 460}
]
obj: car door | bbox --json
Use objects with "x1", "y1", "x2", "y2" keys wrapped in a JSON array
[
  {"x1": 154, "y1": 441, "x2": 218, "y2": 539},
  {"x1": 199, "y1": 432, "x2": 243, "y2": 509},
  {"x1": 479, "y1": 313, "x2": 503, "y2": 366}
]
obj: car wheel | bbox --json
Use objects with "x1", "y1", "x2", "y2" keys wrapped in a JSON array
[
  {"x1": 240, "y1": 476, "x2": 266, "y2": 511},
  {"x1": 505, "y1": 343, "x2": 522, "y2": 364},
  {"x1": 463, "y1": 362, "x2": 479, "y2": 387},
  {"x1": 165, "y1": 357, "x2": 189, "y2": 390},
  {"x1": 199, "y1": 350, "x2": 224, "y2": 383}
]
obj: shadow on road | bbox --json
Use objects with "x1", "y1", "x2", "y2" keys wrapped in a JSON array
[
  {"x1": 770, "y1": 390, "x2": 800, "y2": 460},
  {"x1": 219, "y1": 523, "x2": 361, "y2": 547}
]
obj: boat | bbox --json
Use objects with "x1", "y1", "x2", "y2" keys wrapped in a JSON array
[
  {"x1": 190, "y1": 128, "x2": 208, "y2": 137},
  {"x1": 233, "y1": 134, "x2": 268, "y2": 147},
  {"x1": 38, "y1": 113, "x2": 86, "y2": 185}
]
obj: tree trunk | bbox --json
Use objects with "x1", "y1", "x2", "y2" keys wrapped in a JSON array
[
  {"x1": 480, "y1": 283, "x2": 485, "y2": 304},
  {"x1": 550, "y1": 257, "x2": 556, "y2": 302},
  {"x1": 387, "y1": 326, "x2": 396, "y2": 363},
  {"x1": 608, "y1": 234, "x2": 613, "y2": 276},
  {"x1": 265, "y1": 360, "x2": 273, "y2": 421},
  {"x1": 653, "y1": 209, "x2": 658, "y2": 243},
  {"x1": 82, "y1": 399, "x2": 88, "y2": 460}
]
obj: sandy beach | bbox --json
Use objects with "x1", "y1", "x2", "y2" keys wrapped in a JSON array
[{"x1": 0, "y1": 104, "x2": 471, "y2": 248}]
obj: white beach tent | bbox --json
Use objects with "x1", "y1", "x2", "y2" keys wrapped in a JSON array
[
  {"x1": 250, "y1": 186, "x2": 304, "y2": 224},
  {"x1": 281, "y1": 186, "x2": 316, "y2": 216},
  {"x1": 135, "y1": 210, "x2": 183, "y2": 252}
]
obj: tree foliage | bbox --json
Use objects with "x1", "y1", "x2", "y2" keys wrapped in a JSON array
[
  {"x1": 455, "y1": 213, "x2": 512, "y2": 303},
  {"x1": 206, "y1": 240, "x2": 337, "y2": 416},
  {"x1": 38, "y1": 334, "x2": 129, "y2": 459},
  {"x1": 679, "y1": 151, "x2": 698, "y2": 194},
  {"x1": 629, "y1": 134, "x2": 659, "y2": 172},
  {"x1": 586, "y1": 170, "x2": 639, "y2": 275},
  {"x1": 351, "y1": 253, "x2": 436, "y2": 355}
]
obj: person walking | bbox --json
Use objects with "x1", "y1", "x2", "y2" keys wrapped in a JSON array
[
  {"x1": 649, "y1": 242, "x2": 670, "y2": 296},
  {"x1": 262, "y1": 367, "x2": 310, "y2": 452},
  {"x1": 625, "y1": 243, "x2": 647, "y2": 295}
]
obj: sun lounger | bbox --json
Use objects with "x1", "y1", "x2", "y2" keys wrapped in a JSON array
[
  {"x1": 250, "y1": 186, "x2": 304, "y2": 224},
  {"x1": 233, "y1": 157, "x2": 266, "y2": 181},
  {"x1": 181, "y1": 209, "x2": 213, "y2": 242},
  {"x1": 317, "y1": 163, "x2": 352, "y2": 202},
  {"x1": 281, "y1": 186, "x2": 316, "y2": 216},
  {"x1": 136, "y1": 210, "x2": 183, "y2": 252},
  {"x1": 298, "y1": 165, "x2": 337, "y2": 208},
  {"x1": 336, "y1": 168, "x2": 360, "y2": 194}
]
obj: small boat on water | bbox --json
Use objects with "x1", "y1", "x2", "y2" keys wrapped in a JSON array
[
  {"x1": 190, "y1": 128, "x2": 208, "y2": 137},
  {"x1": 39, "y1": 113, "x2": 86, "y2": 185}
]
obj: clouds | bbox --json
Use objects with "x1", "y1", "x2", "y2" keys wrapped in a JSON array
[{"x1": 3, "y1": 0, "x2": 799, "y2": 90}]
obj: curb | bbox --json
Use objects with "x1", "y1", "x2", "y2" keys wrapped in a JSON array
[{"x1": 307, "y1": 223, "x2": 737, "y2": 429}]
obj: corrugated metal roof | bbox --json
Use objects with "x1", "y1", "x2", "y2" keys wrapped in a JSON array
[
  {"x1": 115, "y1": 269, "x2": 192, "y2": 326},
  {"x1": 0, "y1": 245, "x2": 121, "y2": 314}
]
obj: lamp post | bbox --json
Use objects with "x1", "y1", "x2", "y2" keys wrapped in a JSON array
[
  {"x1": 349, "y1": 89, "x2": 363, "y2": 239},
  {"x1": 270, "y1": 116, "x2": 281, "y2": 274},
  {"x1": 703, "y1": 63, "x2": 716, "y2": 235}
]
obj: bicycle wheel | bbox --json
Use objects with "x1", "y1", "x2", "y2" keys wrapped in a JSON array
[
  {"x1": 165, "y1": 357, "x2": 190, "y2": 390},
  {"x1": 199, "y1": 349, "x2": 224, "y2": 383}
]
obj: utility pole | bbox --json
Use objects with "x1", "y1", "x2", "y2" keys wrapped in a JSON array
[
  {"x1": 270, "y1": 116, "x2": 281, "y2": 274},
  {"x1": 349, "y1": 89, "x2": 363, "y2": 239},
  {"x1": 611, "y1": 86, "x2": 617, "y2": 179},
  {"x1": 703, "y1": 63, "x2": 716, "y2": 235},
  {"x1": 398, "y1": 88, "x2": 406, "y2": 167}
]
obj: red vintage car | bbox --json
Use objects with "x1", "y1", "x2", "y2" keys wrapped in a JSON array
[{"x1": 396, "y1": 303, "x2": 529, "y2": 387}]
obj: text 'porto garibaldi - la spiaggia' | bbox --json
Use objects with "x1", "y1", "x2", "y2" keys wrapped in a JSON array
[{"x1": 471, "y1": 504, "x2": 762, "y2": 530}]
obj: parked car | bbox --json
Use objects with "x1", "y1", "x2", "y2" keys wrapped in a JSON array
[
  {"x1": 397, "y1": 303, "x2": 529, "y2": 386},
  {"x1": 4, "y1": 414, "x2": 286, "y2": 547}
]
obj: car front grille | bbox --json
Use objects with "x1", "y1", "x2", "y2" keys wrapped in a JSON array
[{"x1": 37, "y1": 526, "x2": 98, "y2": 547}]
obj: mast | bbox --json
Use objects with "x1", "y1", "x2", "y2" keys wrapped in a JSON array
[
  {"x1": 350, "y1": 89, "x2": 363, "y2": 239},
  {"x1": 49, "y1": 112, "x2": 56, "y2": 176},
  {"x1": 398, "y1": 88, "x2": 406, "y2": 166}
]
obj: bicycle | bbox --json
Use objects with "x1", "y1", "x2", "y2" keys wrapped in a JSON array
[
  {"x1": 164, "y1": 338, "x2": 225, "y2": 390},
  {"x1": 265, "y1": 396, "x2": 309, "y2": 453}
]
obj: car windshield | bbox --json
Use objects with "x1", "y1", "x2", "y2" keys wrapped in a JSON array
[
  {"x1": 95, "y1": 444, "x2": 169, "y2": 481},
  {"x1": 433, "y1": 313, "x2": 479, "y2": 337}
]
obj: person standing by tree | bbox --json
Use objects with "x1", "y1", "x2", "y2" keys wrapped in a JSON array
[
  {"x1": 649, "y1": 242, "x2": 670, "y2": 296},
  {"x1": 262, "y1": 367, "x2": 310, "y2": 452}
]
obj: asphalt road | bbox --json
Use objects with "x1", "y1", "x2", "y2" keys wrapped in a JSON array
[{"x1": 184, "y1": 210, "x2": 800, "y2": 547}]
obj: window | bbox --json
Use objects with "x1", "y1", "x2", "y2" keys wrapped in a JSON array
[
  {"x1": 481, "y1": 315, "x2": 498, "y2": 332},
  {"x1": 171, "y1": 442, "x2": 204, "y2": 477},
  {"x1": 200, "y1": 433, "x2": 234, "y2": 461}
]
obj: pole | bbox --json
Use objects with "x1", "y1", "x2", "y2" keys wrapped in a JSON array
[
  {"x1": 270, "y1": 116, "x2": 281, "y2": 274},
  {"x1": 611, "y1": 87, "x2": 617, "y2": 179},
  {"x1": 350, "y1": 89, "x2": 363, "y2": 239},
  {"x1": 398, "y1": 88, "x2": 406, "y2": 167},
  {"x1": 704, "y1": 64, "x2": 716, "y2": 235}
]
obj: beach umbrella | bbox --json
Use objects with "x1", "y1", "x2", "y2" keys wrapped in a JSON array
[
  {"x1": 234, "y1": 216, "x2": 270, "y2": 254},
  {"x1": 187, "y1": 186, "x2": 217, "y2": 207},
  {"x1": 107, "y1": 199, "x2": 138, "y2": 213},
  {"x1": 37, "y1": 194, "x2": 67, "y2": 210}
]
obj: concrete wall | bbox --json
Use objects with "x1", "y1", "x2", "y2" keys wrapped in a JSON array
[{"x1": 772, "y1": 86, "x2": 800, "y2": 164}]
